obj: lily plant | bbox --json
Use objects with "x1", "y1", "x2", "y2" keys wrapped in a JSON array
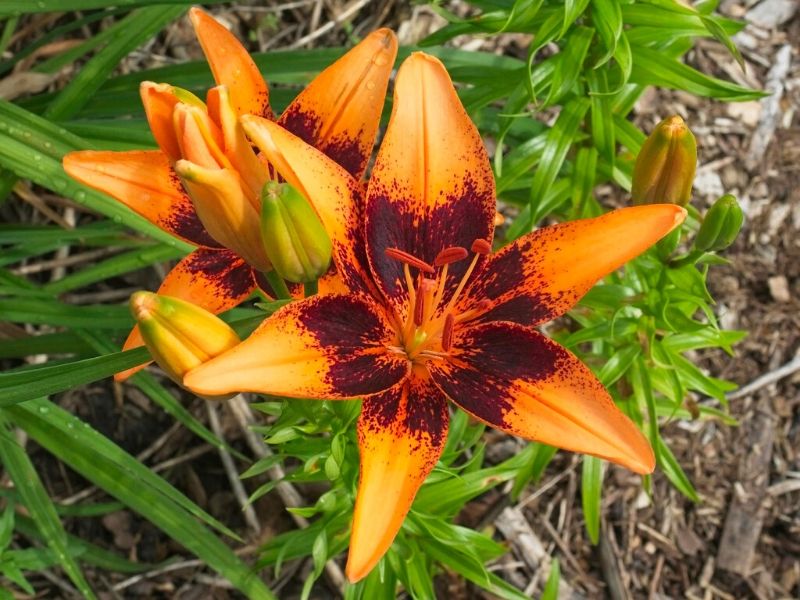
[
  {"x1": 62, "y1": 8, "x2": 397, "y2": 378},
  {"x1": 174, "y1": 52, "x2": 687, "y2": 581}
]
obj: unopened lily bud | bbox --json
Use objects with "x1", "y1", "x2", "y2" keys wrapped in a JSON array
[
  {"x1": 694, "y1": 194, "x2": 743, "y2": 252},
  {"x1": 260, "y1": 181, "x2": 332, "y2": 283},
  {"x1": 632, "y1": 115, "x2": 697, "y2": 207},
  {"x1": 130, "y1": 291, "x2": 240, "y2": 394}
]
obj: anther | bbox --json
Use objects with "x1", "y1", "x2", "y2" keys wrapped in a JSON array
[
  {"x1": 385, "y1": 247, "x2": 434, "y2": 273},
  {"x1": 441, "y1": 313, "x2": 455, "y2": 351},
  {"x1": 434, "y1": 246, "x2": 468, "y2": 266},
  {"x1": 471, "y1": 238, "x2": 491, "y2": 255},
  {"x1": 413, "y1": 277, "x2": 426, "y2": 326}
]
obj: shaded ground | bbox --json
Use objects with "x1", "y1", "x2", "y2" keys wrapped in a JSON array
[{"x1": 1, "y1": 1, "x2": 798, "y2": 598}]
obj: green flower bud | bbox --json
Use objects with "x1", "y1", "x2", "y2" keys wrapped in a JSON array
[
  {"x1": 694, "y1": 194, "x2": 744, "y2": 252},
  {"x1": 130, "y1": 291, "x2": 240, "y2": 397},
  {"x1": 632, "y1": 115, "x2": 697, "y2": 207},
  {"x1": 260, "y1": 181, "x2": 332, "y2": 283}
]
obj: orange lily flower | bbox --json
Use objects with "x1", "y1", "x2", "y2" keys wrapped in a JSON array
[
  {"x1": 62, "y1": 8, "x2": 397, "y2": 378},
  {"x1": 184, "y1": 53, "x2": 686, "y2": 581}
]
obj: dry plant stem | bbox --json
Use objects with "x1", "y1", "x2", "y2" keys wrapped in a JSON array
[
  {"x1": 726, "y1": 354, "x2": 800, "y2": 401},
  {"x1": 598, "y1": 527, "x2": 631, "y2": 600},
  {"x1": 746, "y1": 44, "x2": 792, "y2": 168},
  {"x1": 495, "y1": 506, "x2": 583, "y2": 599},
  {"x1": 226, "y1": 394, "x2": 346, "y2": 594},
  {"x1": 289, "y1": 0, "x2": 372, "y2": 48},
  {"x1": 717, "y1": 405, "x2": 777, "y2": 575},
  {"x1": 205, "y1": 401, "x2": 261, "y2": 535}
]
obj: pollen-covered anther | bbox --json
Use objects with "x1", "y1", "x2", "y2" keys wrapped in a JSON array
[
  {"x1": 434, "y1": 246, "x2": 468, "y2": 266},
  {"x1": 413, "y1": 277, "x2": 426, "y2": 326},
  {"x1": 384, "y1": 247, "x2": 434, "y2": 273},
  {"x1": 441, "y1": 313, "x2": 455, "y2": 351},
  {"x1": 471, "y1": 238, "x2": 491, "y2": 255}
]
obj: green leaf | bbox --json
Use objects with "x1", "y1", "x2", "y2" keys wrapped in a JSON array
[
  {"x1": 6, "y1": 398, "x2": 274, "y2": 599},
  {"x1": 546, "y1": 26, "x2": 593, "y2": 104},
  {"x1": 0, "y1": 411, "x2": 96, "y2": 598},
  {"x1": 42, "y1": 244, "x2": 184, "y2": 295},
  {"x1": 0, "y1": 297, "x2": 131, "y2": 329},
  {"x1": 0, "y1": 0, "x2": 225, "y2": 14},
  {"x1": 581, "y1": 456, "x2": 603, "y2": 544},
  {"x1": 591, "y1": 0, "x2": 622, "y2": 67},
  {"x1": 510, "y1": 97, "x2": 590, "y2": 237},
  {"x1": 540, "y1": 558, "x2": 560, "y2": 600},
  {"x1": 0, "y1": 347, "x2": 149, "y2": 406},
  {"x1": 656, "y1": 436, "x2": 699, "y2": 501},
  {"x1": 629, "y1": 45, "x2": 764, "y2": 101},
  {"x1": 562, "y1": 0, "x2": 591, "y2": 36}
]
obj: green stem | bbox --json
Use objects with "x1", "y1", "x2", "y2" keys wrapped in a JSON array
[
  {"x1": 669, "y1": 249, "x2": 705, "y2": 269},
  {"x1": 303, "y1": 280, "x2": 318, "y2": 297},
  {"x1": 264, "y1": 270, "x2": 292, "y2": 300}
]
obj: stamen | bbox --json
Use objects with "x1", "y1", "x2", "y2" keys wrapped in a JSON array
[
  {"x1": 385, "y1": 247, "x2": 434, "y2": 273},
  {"x1": 413, "y1": 277, "x2": 426, "y2": 326},
  {"x1": 434, "y1": 246, "x2": 468, "y2": 266},
  {"x1": 471, "y1": 238, "x2": 492, "y2": 255},
  {"x1": 441, "y1": 313, "x2": 455, "y2": 351}
]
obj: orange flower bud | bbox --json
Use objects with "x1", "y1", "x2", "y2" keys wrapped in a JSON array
[
  {"x1": 632, "y1": 115, "x2": 697, "y2": 207},
  {"x1": 130, "y1": 291, "x2": 240, "y2": 397}
]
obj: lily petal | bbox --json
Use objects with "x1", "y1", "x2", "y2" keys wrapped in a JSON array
[
  {"x1": 189, "y1": 7, "x2": 271, "y2": 119},
  {"x1": 428, "y1": 321, "x2": 655, "y2": 474},
  {"x1": 347, "y1": 373, "x2": 449, "y2": 582},
  {"x1": 116, "y1": 247, "x2": 257, "y2": 381},
  {"x1": 175, "y1": 161, "x2": 270, "y2": 272},
  {"x1": 207, "y1": 85, "x2": 267, "y2": 197},
  {"x1": 464, "y1": 205, "x2": 687, "y2": 326},
  {"x1": 140, "y1": 82, "x2": 181, "y2": 161},
  {"x1": 184, "y1": 294, "x2": 409, "y2": 399},
  {"x1": 365, "y1": 53, "x2": 496, "y2": 315},
  {"x1": 62, "y1": 150, "x2": 218, "y2": 248},
  {"x1": 241, "y1": 116, "x2": 373, "y2": 296},
  {"x1": 278, "y1": 29, "x2": 397, "y2": 179}
]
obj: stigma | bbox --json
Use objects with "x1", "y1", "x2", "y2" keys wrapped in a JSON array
[{"x1": 384, "y1": 238, "x2": 491, "y2": 365}]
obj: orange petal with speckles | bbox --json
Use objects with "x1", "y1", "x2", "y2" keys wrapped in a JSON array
[
  {"x1": 278, "y1": 29, "x2": 397, "y2": 179},
  {"x1": 364, "y1": 53, "x2": 496, "y2": 315},
  {"x1": 62, "y1": 150, "x2": 218, "y2": 248},
  {"x1": 347, "y1": 373, "x2": 448, "y2": 583},
  {"x1": 462, "y1": 205, "x2": 687, "y2": 326},
  {"x1": 428, "y1": 321, "x2": 655, "y2": 474},
  {"x1": 183, "y1": 294, "x2": 408, "y2": 399}
]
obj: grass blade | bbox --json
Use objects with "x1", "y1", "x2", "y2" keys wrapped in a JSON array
[
  {"x1": 7, "y1": 398, "x2": 275, "y2": 599},
  {"x1": 0, "y1": 411, "x2": 96, "y2": 598}
]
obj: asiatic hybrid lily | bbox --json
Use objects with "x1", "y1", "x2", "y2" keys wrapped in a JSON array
[
  {"x1": 62, "y1": 8, "x2": 397, "y2": 378},
  {"x1": 182, "y1": 52, "x2": 687, "y2": 581}
]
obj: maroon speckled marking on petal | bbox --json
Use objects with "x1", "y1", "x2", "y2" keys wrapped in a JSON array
[
  {"x1": 279, "y1": 106, "x2": 367, "y2": 178},
  {"x1": 319, "y1": 132, "x2": 367, "y2": 179},
  {"x1": 462, "y1": 234, "x2": 565, "y2": 327},
  {"x1": 184, "y1": 248, "x2": 256, "y2": 301},
  {"x1": 428, "y1": 321, "x2": 563, "y2": 428},
  {"x1": 365, "y1": 175, "x2": 494, "y2": 307},
  {"x1": 163, "y1": 167, "x2": 221, "y2": 248},
  {"x1": 297, "y1": 294, "x2": 407, "y2": 397},
  {"x1": 360, "y1": 375, "x2": 449, "y2": 452}
]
